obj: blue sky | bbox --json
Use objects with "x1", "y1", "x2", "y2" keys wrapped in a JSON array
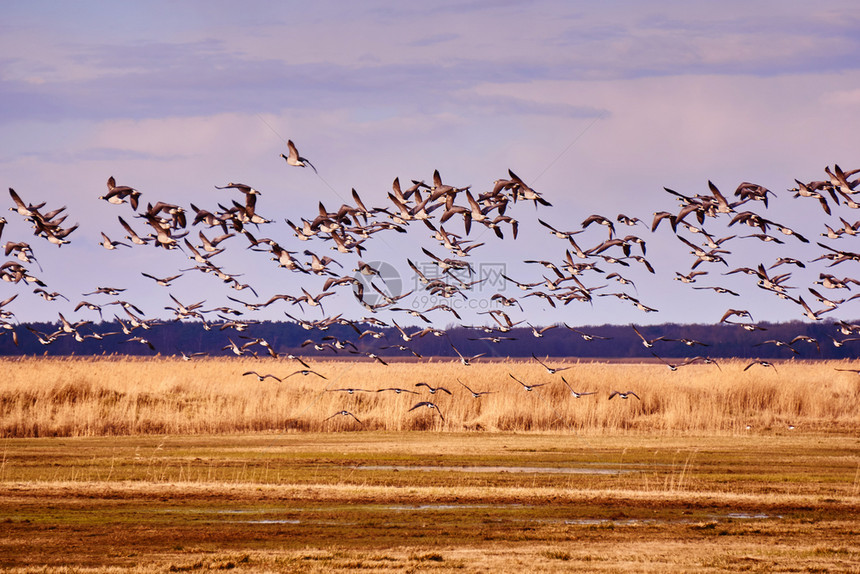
[{"x1": 2, "y1": 1, "x2": 860, "y2": 328}]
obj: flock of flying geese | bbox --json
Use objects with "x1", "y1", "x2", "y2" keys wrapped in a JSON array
[{"x1": 2, "y1": 139, "x2": 859, "y2": 426}]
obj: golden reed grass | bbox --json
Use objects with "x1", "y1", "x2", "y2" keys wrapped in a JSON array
[{"x1": 0, "y1": 356, "x2": 857, "y2": 437}]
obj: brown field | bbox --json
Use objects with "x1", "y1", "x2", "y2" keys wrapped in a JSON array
[{"x1": 0, "y1": 358, "x2": 858, "y2": 572}]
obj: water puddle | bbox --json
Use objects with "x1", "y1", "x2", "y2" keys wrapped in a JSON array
[
  {"x1": 387, "y1": 504, "x2": 500, "y2": 510},
  {"x1": 233, "y1": 519, "x2": 301, "y2": 524},
  {"x1": 151, "y1": 505, "x2": 782, "y2": 526},
  {"x1": 356, "y1": 465, "x2": 632, "y2": 475},
  {"x1": 564, "y1": 518, "x2": 654, "y2": 525}
]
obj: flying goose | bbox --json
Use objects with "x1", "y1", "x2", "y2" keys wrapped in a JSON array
[
  {"x1": 415, "y1": 382, "x2": 452, "y2": 395},
  {"x1": 101, "y1": 177, "x2": 141, "y2": 210},
  {"x1": 242, "y1": 371, "x2": 282, "y2": 382},
  {"x1": 531, "y1": 353, "x2": 571, "y2": 374},
  {"x1": 631, "y1": 324, "x2": 668, "y2": 348},
  {"x1": 324, "y1": 410, "x2": 363, "y2": 425},
  {"x1": 407, "y1": 401, "x2": 445, "y2": 422},
  {"x1": 99, "y1": 232, "x2": 129, "y2": 250},
  {"x1": 450, "y1": 342, "x2": 485, "y2": 366},
  {"x1": 743, "y1": 360, "x2": 778, "y2": 373},
  {"x1": 560, "y1": 377, "x2": 596, "y2": 398},
  {"x1": 284, "y1": 369, "x2": 328, "y2": 380},
  {"x1": 141, "y1": 272, "x2": 182, "y2": 287},
  {"x1": 280, "y1": 140, "x2": 317, "y2": 173},
  {"x1": 608, "y1": 390, "x2": 640, "y2": 400},
  {"x1": 457, "y1": 378, "x2": 495, "y2": 398},
  {"x1": 509, "y1": 373, "x2": 549, "y2": 392},
  {"x1": 377, "y1": 387, "x2": 418, "y2": 395}
]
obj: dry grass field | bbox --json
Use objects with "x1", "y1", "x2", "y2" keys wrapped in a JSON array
[
  {"x1": 1, "y1": 356, "x2": 858, "y2": 436},
  {"x1": 0, "y1": 357, "x2": 858, "y2": 572}
]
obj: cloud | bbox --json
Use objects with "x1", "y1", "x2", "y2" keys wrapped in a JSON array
[{"x1": 2, "y1": 1, "x2": 860, "y2": 327}]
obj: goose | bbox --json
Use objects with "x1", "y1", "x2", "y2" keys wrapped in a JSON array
[
  {"x1": 242, "y1": 371, "x2": 282, "y2": 382},
  {"x1": 683, "y1": 356, "x2": 722, "y2": 370},
  {"x1": 285, "y1": 369, "x2": 327, "y2": 380},
  {"x1": 74, "y1": 300, "x2": 104, "y2": 319},
  {"x1": 214, "y1": 182, "x2": 260, "y2": 196},
  {"x1": 527, "y1": 323, "x2": 557, "y2": 338},
  {"x1": 238, "y1": 336, "x2": 278, "y2": 358},
  {"x1": 797, "y1": 296, "x2": 827, "y2": 321},
  {"x1": 329, "y1": 388, "x2": 372, "y2": 394},
  {"x1": 752, "y1": 339, "x2": 799, "y2": 355},
  {"x1": 33, "y1": 288, "x2": 69, "y2": 302},
  {"x1": 99, "y1": 232, "x2": 129, "y2": 250},
  {"x1": 101, "y1": 177, "x2": 141, "y2": 210},
  {"x1": 118, "y1": 216, "x2": 150, "y2": 245},
  {"x1": 83, "y1": 286, "x2": 126, "y2": 296},
  {"x1": 467, "y1": 335, "x2": 516, "y2": 344},
  {"x1": 407, "y1": 401, "x2": 445, "y2": 422},
  {"x1": 617, "y1": 213, "x2": 643, "y2": 227},
  {"x1": 421, "y1": 247, "x2": 473, "y2": 275},
  {"x1": 509, "y1": 373, "x2": 549, "y2": 392},
  {"x1": 719, "y1": 309, "x2": 753, "y2": 323},
  {"x1": 0, "y1": 294, "x2": 17, "y2": 319},
  {"x1": 538, "y1": 218, "x2": 584, "y2": 240},
  {"x1": 450, "y1": 342, "x2": 485, "y2": 366},
  {"x1": 457, "y1": 378, "x2": 495, "y2": 398},
  {"x1": 651, "y1": 211, "x2": 678, "y2": 232},
  {"x1": 222, "y1": 338, "x2": 245, "y2": 356},
  {"x1": 560, "y1": 377, "x2": 596, "y2": 398},
  {"x1": 581, "y1": 214, "x2": 615, "y2": 237},
  {"x1": 377, "y1": 387, "x2": 418, "y2": 395},
  {"x1": 790, "y1": 335, "x2": 820, "y2": 353},
  {"x1": 280, "y1": 140, "x2": 317, "y2": 173},
  {"x1": 743, "y1": 360, "x2": 778, "y2": 373},
  {"x1": 324, "y1": 410, "x2": 363, "y2": 425},
  {"x1": 531, "y1": 353, "x2": 570, "y2": 374},
  {"x1": 691, "y1": 285, "x2": 740, "y2": 296},
  {"x1": 650, "y1": 352, "x2": 682, "y2": 371},
  {"x1": 608, "y1": 390, "x2": 640, "y2": 400},
  {"x1": 631, "y1": 324, "x2": 668, "y2": 348},
  {"x1": 8, "y1": 188, "x2": 45, "y2": 218},
  {"x1": 415, "y1": 382, "x2": 452, "y2": 395},
  {"x1": 363, "y1": 352, "x2": 389, "y2": 365},
  {"x1": 141, "y1": 272, "x2": 182, "y2": 287},
  {"x1": 4, "y1": 241, "x2": 42, "y2": 271},
  {"x1": 830, "y1": 336, "x2": 860, "y2": 348},
  {"x1": 506, "y1": 169, "x2": 551, "y2": 206},
  {"x1": 26, "y1": 325, "x2": 60, "y2": 345},
  {"x1": 304, "y1": 250, "x2": 342, "y2": 275},
  {"x1": 294, "y1": 287, "x2": 335, "y2": 315},
  {"x1": 198, "y1": 231, "x2": 234, "y2": 252},
  {"x1": 123, "y1": 336, "x2": 155, "y2": 351},
  {"x1": 380, "y1": 344, "x2": 422, "y2": 358}
]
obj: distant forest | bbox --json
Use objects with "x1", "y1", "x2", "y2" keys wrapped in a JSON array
[{"x1": 2, "y1": 318, "x2": 859, "y2": 360}]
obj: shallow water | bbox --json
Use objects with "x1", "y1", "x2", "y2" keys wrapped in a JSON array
[
  {"x1": 356, "y1": 464, "x2": 633, "y2": 474},
  {"x1": 185, "y1": 505, "x2": 782, "y2": 526}
]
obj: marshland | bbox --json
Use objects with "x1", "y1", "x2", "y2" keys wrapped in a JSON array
[{"x1": 1, "y1": 357, "x2": 858, "y2": 572}]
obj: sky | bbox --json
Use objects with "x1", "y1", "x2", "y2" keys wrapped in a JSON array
[{"x1": 2, "y1": 0, "x2": 860, "y2": 330}]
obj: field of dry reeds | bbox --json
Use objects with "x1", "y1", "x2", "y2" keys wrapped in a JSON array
[{"x1": 1, "y1": 356, "x2": 857, "y2": 437}]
